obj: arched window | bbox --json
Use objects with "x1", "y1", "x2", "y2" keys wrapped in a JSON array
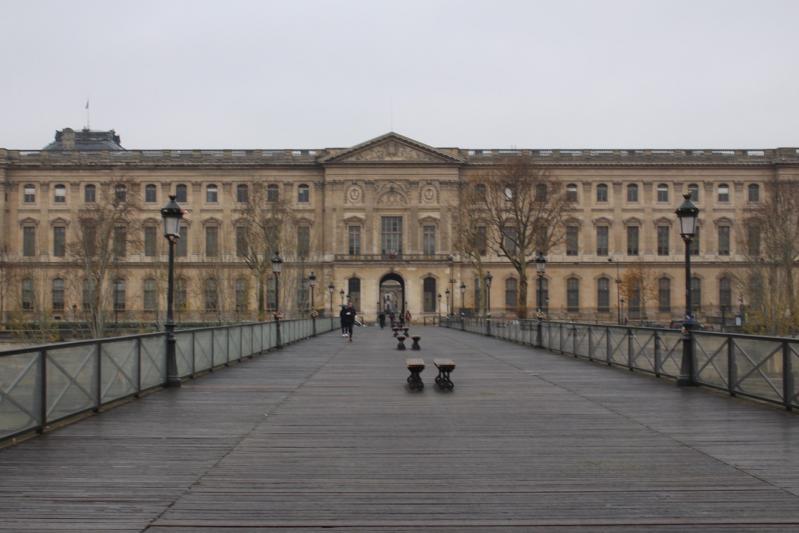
[
  {"x1": 348, "y1": 277, "x2": 361, "y2": 311},
  {"x1": 536, "y1": 278, "x2": 549, "y2": 311},
  {"x1": 719, "y1": 277, "x2": 732, "y2": 311},
  {"x1": 113, "y1": 279, "x2": 126, "y2": 311},
  {"x1": 235, "y1": 278, "x2": 248, "y2": 312},
  {"x1": 505, "y1": 278, "x2": 518, "y2": 309},
  {"x1": 657, "y1": 183, "x2": 669, "y2": 202},
  {"x1": 21, "y1": 278, "x2": 34, "y2": 310},
  {"x1": 205, "y1": 223, "x2": 219, "y2": 257},
  {"x1": 658, "y1": 277, "x2": 671, "y2": 312},
  {"x1": 596, "y1": 183, "x2": 608, "y2": 202},
  {"x1": 206, "y1": 184, "x2": 218, "y2": 203},
  {"x1": 114, "y1": 184, "x2": 127, "y2": 203},
  {"x1": 748, "y1": 184, "x2": 760, "y2": 202},
  {"x1": 143, "y1": 278, "x2": 157, "y2": 311},
  {"x1": 175, "y1": 183, "x2": 188, "y2": 203},
  {"x1": 717, "y1": 183, "x2": 730, "y2": 202},
  {"x1": 423, "y1": 277, "x2": 437, "y2": 313},
  {"x1": 53, "y1": 184, "x2": 66, "y2": 203},
  {"x1": 236, "y1": 184, "x2": 249, "y2": 203},
  {"x1": 84, "y1": 184, "x2": 96, "y2": 203},
  {"x1": 144, "y1": 184, "x2": 157, "y2": 203},
  {"x1": 626, "y1": 184, "x2": 639, "y2": 202},
  {"x1": 566, "y1": 183, "x2": 578, "y2": 203},
  {"x1": 205, "y1": 278, "x2": 218, "y2": 311},
  {"x1": 597, "y1": 277, "x2": 610, "y2": 312},
  {"x1": 23, "y1": 184, "x2": 36, "y2": 203},
  {"x1": 52, "y1": 278, "x2": 65, "y2": 311},
  {"x1": 691, "y1": 276, "x2": 702, "y2": 311},
  {"x1": 535, "y1": 183, "x2": 547, "y2": 201},
  {"x1": 687, "y1": 183, "x2": 699, "y2": 202},
  {"x1": 718, "y1": 224, "x2": 731, "y2": 255},
  {"x1": 297, "y1": 184, "x2": 310, "y2": 203},
  {"x1": 566, "y1": 278, "x2": 579, "y2": 312},
  {"x1": 267, "y1": 184, "x2": 279, "y2": 202}
]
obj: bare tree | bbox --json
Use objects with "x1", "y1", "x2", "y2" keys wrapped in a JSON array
[
  {"x1": 472, "y1": 156, "x2": 574, "y2": 318},
  {"x1": 452, "y1": 184, "x2": 489, "y2": 314},
  {"x1": 619, "y1": 260, "x2": 658, "y2": 323},
  {"x1": 237, "y1": 185, "x2": 295, "y2": 320},
  {"x1": 67, "y1": 178, "x2": 142, "y2": 337}
]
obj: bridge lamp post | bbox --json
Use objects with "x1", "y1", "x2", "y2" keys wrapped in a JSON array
[
  {"x1": 448, "y1": 255, "x2": 456, "y2": 318},
  {"x1": 535, "y1": 252, "x2": 546, "y2": 319},
  {"x1": 445, "y1": 288, "x2": 451, "y2": 319},
  {"x1": 485, "y1": 272, "x2": 493, "y2": 317},
  {"x1": 459, "y1": 282, "x2": 466, "y2": 315},
  {"x1": 609, "y1": 257, "x2": 622, "y2": 325},
  {"x1": 327, "y1": 283, "x2": 334, "y2": 315},
  {"x1": 160, "y1": 195, "x2": 184, "y2": 388},
  {"x1": 271, "y1": 252, "x2": 283, "y2": 348},
  {"x1": 437, "y1": 293, "x2": 442, "y2": 321},
  {"x1": 676, "y1": 192, "x2": 699, "y2": 387},
  {"x1": 308, "y1": 272, "x2": 317, "y2": 335},
  {"x1": 339, "y1": 289, "x2": 345, "y2": 306}
]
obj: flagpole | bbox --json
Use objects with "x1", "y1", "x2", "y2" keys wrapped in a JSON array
[{"x1": 85, "y1": 99, "x2": 90, "y2": 130}]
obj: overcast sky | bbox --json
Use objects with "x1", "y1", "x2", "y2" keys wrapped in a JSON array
[{"x1": 1, "y1": 0, "x2": 797, "y2": 150}]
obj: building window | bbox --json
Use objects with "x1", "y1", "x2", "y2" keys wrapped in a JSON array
[
  {"x1": 175, "y1": 184, "x2": 188, "y2": 203},
  {"x1": 235, "y1": 278, "x2": 248, "y2": 312},
  {"x1": 53, "y1": 226, "x2": 66, "y2": 257},
  {"x1": 626, "y1": 225, "x2": 639, "y2": 256},
  {"x1": 718, "y1": 225, "x2": 730, "y2": 255},
  {"x1": 267, "y1": 184, "x2": 279, "y2": 202},
  {"x1": 719, "y1": 277, "x2": 732, "y2": 311},
  {"x1": 176, "y1": 278, "x2": 188, "y2": 311},
  {"x1": 381, "y1": 216, "x2": 403, "y2": 255},
  {"x1": 688, "y1": 183, "x2": 699, "y2": 202},
  {"x1": 566, "y1": 225, "x2": 579, "y2": 256},
  {"x1": 113, "y1": 226, "x2": 127, "y2": 258},
  {"x1": 502, "y1": 227, "x2": 518, "y2": 255},
  {"x1": 53, "y1": 184, "x2": 66, "y2": 203},
  {"x1": 113, "y1": 279, "x2": 126, "y2": 311},
  {"x1": 505, "y1": 278, "x2": 518, "y2": 309},
  {"x1": 206, "y1": 184, "x2": 218, "y2": 203},
  {"x1": 597, "y1": 278, "x2": 610, "y2": 312},
  {"x1": 747, "y1": 224, "x2": 760, "y2": 256},
  {"x1": 23, "y1": 184, "x2": 36, "y2": 203},
  {"x1": 691, "y1": 277, "x2": 701, "y2": 311},
  {"x1": 626, "y1": 184, "x2": 639, "y2": 202},
  {"x1": 348, "y1": 225, "x2": 361, "y2": 256},
  {"x1": 21, "y1": 278, "x2": 34, "y2": 310},
  {"x1": 297, "y1": 225, "x2": 310, "y2": 258},
  {"x1": 22, "y1": 225, "x2": 36, "y2": 257},
  {"x1": 52, "y1": 278, "x2": 65, "y2": 312},
  {"x1": 748, "y1": 184, "x2": 760, "y2": 202},
  {"x1": 348, "y1": 277, "x2": 361, "y2": 311},
  {"x1": 205, "y1": 278, "x2": 218, "y2": 311},
  {"x1": 476, "y1": 226, "x2": 487, "y2": 255},
  {"x1": 596, "y1": 226, "x2": 609, "y2": 256},
  {"x1": 297, "y1": 184, "x2": 310, "y2": 203},
  {"x1": 657, "y1": 225, "x2": 669, "y2": 256},
  {"x1": 535, "y1": 183, "x2": 547, "y2": 202},
  {"x1": 657, "y1": 184, "x2": 669, "y2": 202},
  {"x1": 566, "y1": 183, "x2": 578, "y2": 202},
  {"x1": 82, "y1": 278, "x2": 94, "y2": 311},
  {"x1": 84, "y1": 184, "x2": 96, "y2": 203},
  {"x1": 658, "y1": 277, "x2": 671, "y2": 313},
  {"x1": 236, "y1": 184, "x2": 249, "y2": 203},
  {"x1": 114, "y1": 184, "x2": 127, "y2": 203},
  {"x1": 566, "y1": 278, "x2": 579, "y2": 312},
  {"x1": 689, "y1": 227, "x2": 700, "y2": 256},
  {"x1": 144, "y1": 225, "x2": 157, "y2": 257},
  {"x1": 423, "y1": 277, "x2": 437, "y2": 313},
  {"x1": 236, "y1": 225, "x2": 248, "y2": 257},
  {"x1": 536, "y1": 278, "x2": 549, "y2": 311},
  {"x1": 717, "y1": 183, "x2": 730, "y2": 203},
  {"x1": 176, "y1": 224, "x2": 188, "y2": 257},
  {"x1": 205, "y1": 225, "x2": 219, "y2": 257},
  {"x1": 143, "y1": 278, "x2": 157, "y2": 311},
  {"x1": 596, "y1": 184, "x2": 608, "y2": 202},
  {"x1": 144, "y1": 184, "x2": 157, "y2": 203},
  {"x1": 474, "y1": 183, "x2": 486, "y2": 200},
  {"x1": 423, "y1": 225, "x2": 436, "y2": 255}
]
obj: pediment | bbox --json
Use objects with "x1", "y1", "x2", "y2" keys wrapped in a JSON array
[{"x1": 322, "y1": 132, "x2": 463, "y2": 164}]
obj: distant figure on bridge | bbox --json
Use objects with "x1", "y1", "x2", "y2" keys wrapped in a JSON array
[
  {"x1": 378, "y1": 311, "x2": 386, "y2": 329},
  {"x1": 341, "y1": 302, "x2": 357, "y2": 342},
  {"x1": 404, "y1": 309, "x2": 412, "y2": 325}
]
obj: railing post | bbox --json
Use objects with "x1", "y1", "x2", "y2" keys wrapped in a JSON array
[
  {"x1": 136, "y1": 337, "x2": 142, "y2": 397},
  {"x1": 653, "y1": 330, "x2": 661, "y2": 378},
  {"x1": 191, "y1": 331, "x2": 196, "y2": 378},
  {"x1": 783, "y1": 341, "x2": 793, "y2": 411},
  {"x1": 559, "y1": 323, "x2": 564, "y2": 354},
  {"x1": 210, "y1": 329, "x2": 215, "y2": 371},
  {"x1": 587, "y1": 327, "x2": 593, "y2": 361},
  {"x1": 37, "y1": 349, "x2": 47, "y2": 434},
  {"x1": 94, "y1": 341, "x2": 102, "y2": 411},
  {"x1": 728, "y1": 337, "x2": 736, "y2": 397},
  {"x1": 572, "y1": 323, "x2": 577, "y2": 357},
  {"x1": 240, "y1": 326, "x2": 244, "y2": 360},
  {"x1": 486, "y1": 318, "x2": 491, "y2": 337},
  {"x1": 536, "y1": 319, "x2": 543, "y2": 348},
  {"x1": 225, "y1": 328, "x2": 230, "y2": 367},
  {"x1": 627, "y1": 328, "x2": 634, "y2": 371},
  {"x1": 606, "y1": 326, "x2": 612, "y2": 366}
]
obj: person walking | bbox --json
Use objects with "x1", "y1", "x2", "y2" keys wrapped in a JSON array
[
  {"x1": 378, "y1": 311, "x2": 386, "y2": 329},
  {"x1": 341, "y1": 302, "x2": 357, "y2": 342},
  {"x1": 339, "y1": 305, "x2": 348, "y2": 336}
]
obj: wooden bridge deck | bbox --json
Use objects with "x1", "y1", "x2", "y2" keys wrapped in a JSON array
[{"x1": 1, "y1": 326, "x2": 799, "y2": 531}]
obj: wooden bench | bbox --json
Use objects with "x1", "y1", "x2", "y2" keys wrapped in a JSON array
[
  {"x1": 411, "y1": 336, "x2": 421, "y2": 350},
  {"x1": 434, "y1": 358, "x2": 456, "y2": 391},
  {"x1": 396, "y1": 335, "x2": 407, "y2": 350},
  {"x1": 405, "y1": 358, "x2": 425, "y2": 391}
]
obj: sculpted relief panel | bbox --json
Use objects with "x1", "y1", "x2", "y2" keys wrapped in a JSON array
[
  {"x1": 347, "y1": 140, "x2": 440, "y2": 162},
  {"x1": 345, "y1": 184, "x2": 364, "y2": 205}
]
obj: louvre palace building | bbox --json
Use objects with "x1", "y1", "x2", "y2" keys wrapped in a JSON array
[{"x1": 1, "y1": 128, "x2": 798, "y2": 325}]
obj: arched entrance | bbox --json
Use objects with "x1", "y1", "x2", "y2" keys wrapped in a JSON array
[{"x1": 379, "y1": 272, "x2": 405, "y2": 318}]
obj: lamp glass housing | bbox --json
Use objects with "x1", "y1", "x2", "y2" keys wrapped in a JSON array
[
  {"x1": 676, "y1": 193, "x2": 699, "y2": 238},
  {"x1": 160, "y1": 195, "x2": 183, "y2": 239},
  {"x1": 270, "y1": 254, "x2": 283, "y2": 274}
]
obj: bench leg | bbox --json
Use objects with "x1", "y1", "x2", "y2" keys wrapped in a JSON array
[
  {"x1": 411, "y1": 339, "x2": 420, "y2": 350},
  {"x1": 435, "y1": 368, "x2": 454, "y2": 391},
  {"x1": 407, "y1": 369, "x2": 424, "y2": 391}
]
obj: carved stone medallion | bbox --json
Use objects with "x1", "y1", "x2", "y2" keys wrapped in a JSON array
[
  {"x1": 420, "y1": 185, "x2": 437, "y2": 204},
  {"x1": 346, "y1": 185, "x2": 363, "y2": 204}
]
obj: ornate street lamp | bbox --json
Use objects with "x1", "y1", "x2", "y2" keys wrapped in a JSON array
[
  {"x1": 437, "y1": 293, "x2": 442, "y2": 321},
  {"x1": 448, "y1": 255, "x2": 455, "y2": 318},
  {"x1": 535, "y1": 251, "x2": 546, "y2": 319},
  {"x1": 459, "y1": 282, "x2": 466, "y2": 315},
  {"x1": 609, "y1": 257, "x2": 622, "y2": 324},
  {"x1": 676, "y1": 192, "x2": 699, "y2": 386},
  {"x1": 328, "y1": 283, "x2": 334, "y2": 315},
  {"x1": 308, "y1": 272, "x2": 316, "y2": 311},
  {"x1": 160, "y1": 195, "x2": 184, "y2": 388},
  {"x1": 271, "y1": 252, "x2": 283, "y2": 347},
  {"x1": 445, "y1": 288, "x2": 451, "y2": 318},
  {"x1": 485, "y1": 271, "x2": 493, "y2": 317}
]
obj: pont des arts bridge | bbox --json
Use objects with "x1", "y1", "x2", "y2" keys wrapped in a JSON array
[{"x1": 0, "y1": 318, "x2": 798, "y2": 531}]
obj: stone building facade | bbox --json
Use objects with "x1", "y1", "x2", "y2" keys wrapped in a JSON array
[{"x1": 1, "y1": 128, "x2": 798, "y2": 325}]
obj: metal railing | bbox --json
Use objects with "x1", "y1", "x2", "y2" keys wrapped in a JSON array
[
  {"x1": 0, "y1": 317, "x2": 340, "y2": 442},
  {"x1": 442, "y1": 318, "x2": 798, "y2": 411}
]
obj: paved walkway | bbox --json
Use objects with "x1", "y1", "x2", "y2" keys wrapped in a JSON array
[{"x1": 1, "y1": 326, "x2": 799, "y2": 531}]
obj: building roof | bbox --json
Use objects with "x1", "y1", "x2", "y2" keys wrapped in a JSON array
[{"x1": 43, "y1": 128, "x2": 124, "y2": 151}]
